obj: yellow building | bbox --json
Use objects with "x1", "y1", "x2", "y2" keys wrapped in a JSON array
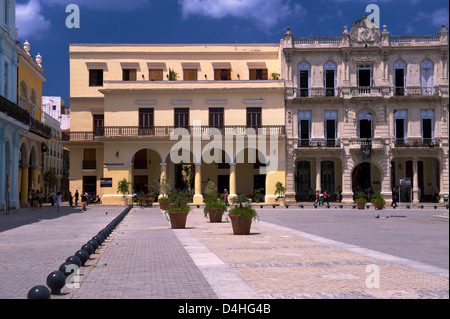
[
  {"x1": 17, "y1": 40, "x2": 50, "y2": 206},
  {"x1": 67, "y1": 43, "x2": 286, "y2": 205}
]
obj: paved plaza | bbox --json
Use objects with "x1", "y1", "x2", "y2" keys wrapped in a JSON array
[{"x1": 0, "y1": 203, "x2": 448, "y2": 300}]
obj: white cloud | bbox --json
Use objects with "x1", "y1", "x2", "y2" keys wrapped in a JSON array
[
  {"x1": 179, "y1": 0, "x2": 305, "y2": 30},
  {"x1": 415, "y1": 8, "x2": 449, "y2": 28},
  {"x1": 16, "y1": 0, "x2": 51, "y2": 40}
]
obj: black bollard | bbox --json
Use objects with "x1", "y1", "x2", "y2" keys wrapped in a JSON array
[
  {"x1": 75, "y1": 250, "x2": 89, "y2": 266},
  {"x1": 81, "y1": 243, "x2": 94, "y2": 256},
  {"x1": 46, "y1": 271, "x2": 66, "y2": 295},
  {"x1": 27, "y1": 285, "x2": 51, "y2": 299},
  {"x1": 66, "y1": 255, "x2": 82, "y2": 268},
  {"x1": 88, "y1": 239, "x2": 99, "y2": 252},
  {"x1": 59, "y1": 262, "x2": 77, "y2": 277}
]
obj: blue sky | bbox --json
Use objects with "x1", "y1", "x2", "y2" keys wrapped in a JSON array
[{"x1": 15, "y1": 0, "x2": 449, "y2": 107}]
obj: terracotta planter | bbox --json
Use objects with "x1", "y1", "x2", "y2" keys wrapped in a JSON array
[
  {"x1": 229, "y1": 214, "x2": 252, "y2": 235},
  {"x1": 167, "y1": 211, "x2": 189, "y2": 229},
  {"x1": 373, "y1": 202, "x2": 384, "y2": 210},
  {"x1": 208, "y1": 208, "x2": 223, "y2": 223},
  {"x1": 159, "y1": 200, "x2": 169, "y2": 210},
  {"x1": 356, "y1": 202, "x2": 366, "y2": 209}
]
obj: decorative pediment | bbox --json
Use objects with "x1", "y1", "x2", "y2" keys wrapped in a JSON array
[{"x1": 349, "y1": 15, "x2": 381, "y2": 46}]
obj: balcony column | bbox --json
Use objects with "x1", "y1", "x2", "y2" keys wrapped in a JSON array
[
  {"x1": 192, "y1": 163, "x2": 203, "y2": 205},
  {"x1": 315, "y1": 158, "x2": 322, "y2": 192},
  {"x1": 412, "y1": 157, "x2": 419, "y2": 204},
  {"x1": 229, "y1": 163, "x2": 237, "y2": 203}
]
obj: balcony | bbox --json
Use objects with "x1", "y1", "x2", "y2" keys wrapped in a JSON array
[
  {"x1": 293, "y1": 87, "x2": 340, "y2": 98},
  {"x1": 0, "y1": 94, "x2": 31, "y2": 127},
  {"x1": 64, "y1": 125, "x2": 286, "y2": 141},
  {"x1": 82, "y1": 160, "x2": 97, "y2": 170},
  {"x1": 349, "y1": 86, "x2": 384, "y2": 97},
  {"x1": 393, "y1": 138, "x2": 440, "y2": 148},
  {"x1": 392, "y1": 86, "x2": 439, "y2": 97},
  {"x1": 297, "y1": 138, "x2": 341, "y2": 148}
]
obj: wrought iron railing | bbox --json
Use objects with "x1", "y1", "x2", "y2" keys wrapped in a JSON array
[
  {"x1": 297, "y1": 138, "x2": 341, "y2": 148},
  {"x1": 64, "y1": 125, "x2": 286, "y2": 141},
  {"x1": 393, "y1": 138, "x2": 439, "y2": 148}
]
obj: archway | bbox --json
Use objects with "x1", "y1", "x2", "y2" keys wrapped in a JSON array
[
  {"x1": 351, "y1": 162, "x2": 381, "y2": 197},
  {"x1": 130, "y1": 147, "x2": 163, "y2": 195}
]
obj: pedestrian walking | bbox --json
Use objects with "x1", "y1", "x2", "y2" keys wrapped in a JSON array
[
  {"x1": 50, "y1": 191, "x2": 55, "y2": 207},
  {"x1": 323, "y1": 189, "x2": 330, "y2": 207},
  {"x1": 314, "y1": 191, "x2": 320, "y2": 207},
  {"x1": 74, "y1": 190, "x2": 79, "y2": 207},
  {"x1": 391, "y1": 188, "x2": 398, "y2": 207},
  {"x1": 69, "y1": 191, "x2": 73, "y2": 207},
  {"x1": 224, "y1": 189, "x2": 229, "y2": 206},
  {"x1": 56, "y1": 192, "x2": 62, "y2": 212},
  {"x1": 81, "y1": 192, "x2": 88, "y2": 211}
]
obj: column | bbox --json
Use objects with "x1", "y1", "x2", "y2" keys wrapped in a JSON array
[
  {"x1": 159, "y1": 163, "x2": 168, "y2": 197},
  {"x1": 229, "y1": 163, "x2": 237, "y2": 202},
  {"x1": 315, "y1": 158, "x2": 322, "y2": 192},
  {"x1": 412, "y1": 157, "x2": 419, "y2": 204},
  {"x1": 193, "y1": 163, "x2": 203, "y2": 205},
  {"x1": 20, "y1": 165, "x2": 29, "y2": 206}
]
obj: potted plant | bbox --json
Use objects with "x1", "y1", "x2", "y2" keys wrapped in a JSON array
[
  {"x1": 254, "y1": 189, "x2": 262, "y2": 203},
  {"x1": 117, "y1": 178, "x2": 131, "y2": 206},
  {"x1": 354, "y1": 191, "x2": 367, "y2": 209},
  {"x1": 274, "y1": 181, "x2": 286, "y2": 206},
  {"x1": 165, "y1": 191, "x2": 191, "y2": 229},
  {"x1": 159, "y1": 197, "x2": 170, "y2": 210},
  {"x1": 371, "y1": 192, "x2": 386, "y2": 210},
  {"x1": 203, "y1": 181, "x2": 227, "y2": 222},
  {"x1": 228, "y1": 194, "x2": 258, "y2": 235}
]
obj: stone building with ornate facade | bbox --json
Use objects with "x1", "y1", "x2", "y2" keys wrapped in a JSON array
[{"x1": 281, "y1": 16, "x2": 449, "y2": 205}]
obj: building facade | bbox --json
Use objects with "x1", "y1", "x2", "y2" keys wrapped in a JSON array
[
  {"x1": 17, "y1": 41, "x2": 50, "y2": 206},
  {"x1": 0, "y1": 0, "x2": 29, "y2": 211},
  {"x1": 281, "y1": 17, "x2": 449, "y2": 205},
  {"x1": 67, "y1": 44, "x2": 286, "y2": 205}
]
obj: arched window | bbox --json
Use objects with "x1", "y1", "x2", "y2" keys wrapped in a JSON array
[
  {"x1": 19, "y1": 81, "x2": 28, "y2": 109},
  {"x1": 357, "y1": 111, "x2": 374, "y2": 139},
  {"x1": 298, "y1": 62, "x2": 311, "y2": 97},
  {"x1": 393, "y1": 60, "x2": 407, "y2": 96},
  {"x1": 324, "y1": 61, "x2": 337, "y2": 96},
  {"x1": 30, "y1": 89, "x2": 38, "y2": 119},
  {"x1": 420, "y1": 59, "x2": 434, "y2": 95}
]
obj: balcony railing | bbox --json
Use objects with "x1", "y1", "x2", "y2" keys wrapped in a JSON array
[
  {"x1": 0, "y1": 94, "x2": 31, "y2": 127},
  {"x1": 82, "y1": 160, "x2": 97, "y2": 170},
  {"x1": 293, "y1": 87, "x2": 340, "y2": 98},
  {"x1": 393, "y1": 138, "x2": 439, "y2": 148},
  {"x1": 392, "y1": 86, "x2": 439, "y2": 97},
  {"x1": 297, "y1": 138, "x2": 341, "y2": 148},
  {"x1": 350, "y1": 86, "x2": 383, "y2": 96},
  {"x1": 64, "y1": 125, "x2": 286, "y2": 141}
]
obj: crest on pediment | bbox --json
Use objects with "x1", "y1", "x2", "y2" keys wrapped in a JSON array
[{"x1": 349, "y1": 15, "x2": 381, "y2": 46}]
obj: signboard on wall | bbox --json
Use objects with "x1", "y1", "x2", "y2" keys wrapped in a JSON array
[
  {"x1": 100, "y1": 178, "x2": 113, "y2": 187},
  {"x1": 399, "y1": 178, "x2": 411, "y2": 186}
]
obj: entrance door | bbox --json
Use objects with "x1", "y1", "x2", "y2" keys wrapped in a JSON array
[
  {"x1": 395, "y1": 69, "x2": 405, "y2": 96},
  {"x1": 82, "y1": 176, "x2": 97, "y2": 199},
  {"x1": 321, "y1": 161, "x2": 335, "y2": 198},
  {"x1": 218, "y1": 175, "x2": 229, "y2": 195},
  {"x1": 352, "y1": 163, "x2": 371, "y2": 192},
  {"x1": 134, "y1": 176, "x2": 148, "y2": 193},
  {"x1": 325, "y1": 70, "x2": 335, "y2": 96},
  {"x1": 296, "y1": 161, "x2": 311, "y2": 201},
  {"x1": 253, "y1": 175, "x2": 266, "y2": 195}
]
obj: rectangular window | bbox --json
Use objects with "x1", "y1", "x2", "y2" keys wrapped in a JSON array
[
  {"x1": 139, "y1": 108, "x2": 154, "y2": 135},
  {"x1": 247, "y1": 107, "x2": 262, "y2": 128},
  {"x1": 324, "y1": 111, "x2": 338, "y2": 147},
  {"x1": 209, "y1": 108, "x2": 224, "y2": 128},
  {"x1": 174, "y1": 108, "x2": 189, "y2": 128},
  {"x1": 421, "y1": 110, "x2": 434, "y2": 143},
  {"x1": 395, "y1": 69, "x2": 405, "y2": 96},
  {"x1": 148, "y1": 69, "x2": 163, "y2": 81},
  {"x1": 325, "y1": 70, "x2": 335, "y2": 96},
  {"x1": 358, "y1": 64, "x2": 373, "y2": 88},
  {"x1": 83, "y1": 149, "x2": 96, "y2": 170},
  {"x1": 122, "y1": 69, "x2": 137, "y2": 81},
  {"x1": 93, "y1": 114, "x2": 104, "y2": 136},
  {"x1": 89, "y1": 69, "x2": 103, "y2": 87},
  {"x1": 298, "y1": 111, "x2": 311, "y2": 147},
  {"x1": 394, "y1": 110, "x2": 407, "y2": 145},
  {"x1": 249, "y1": 69, "x2": 268, "y2": 80},
  {"x1": 183, "y1": 69, "x2": 198, "y2": 81},
  {"x1": 299, "y1": 70, "x2": 309, "y2": 97},
  {"x1": 214, "y1": 69, "x2": 231, "y2": 81}
]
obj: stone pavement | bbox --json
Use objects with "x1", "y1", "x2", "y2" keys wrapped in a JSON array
[{"x1": 0, "y1": 203, "x2": 448, "y2": 299}]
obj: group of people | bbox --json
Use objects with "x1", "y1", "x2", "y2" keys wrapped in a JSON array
[
  {"x1": 68, "y1": 190, "x2": 91, "y2": 211},
  {"x1": 313, "y1": 189, "x2": 331, "y2": 207},
  {"x1": 29, "y1": 190, "x2": 62, "y2": 212}
]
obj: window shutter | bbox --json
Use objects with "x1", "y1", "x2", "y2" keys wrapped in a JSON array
[
  {"x1": 226, "y1": 69, "x2": 231, "y2": 81},
  {"x1": 249, "y1": 69, "x2": 257, "y2": 80},
  {"x1": 214, "y1": 69, "x2": 221, "y2": 81},
  {"x1": 262, "y1": 69, "x2": 268, "y2": 80}
]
